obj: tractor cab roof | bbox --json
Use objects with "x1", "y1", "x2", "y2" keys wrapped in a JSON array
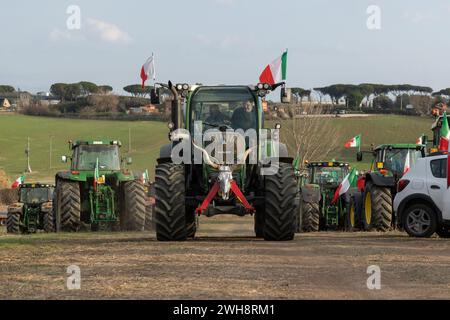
[
  {"x1": 307, "y1": 161, "x2": 349, "y2": 168},
  {"x1": 72, "y1": 140, "x2": 122, "y2": 148},
  {"x1": 374, "y1": 144, "x2": 425, "y2": 151},
  {"x1": 19, "y1": 183, "x2": 54, "y2": 189}
]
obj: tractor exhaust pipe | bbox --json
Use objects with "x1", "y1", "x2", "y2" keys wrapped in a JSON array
[{"x1": 169, "y1": 81, "x2": 182, "y2": 131}]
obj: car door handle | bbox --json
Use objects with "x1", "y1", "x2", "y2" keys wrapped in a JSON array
[{"x1": 431, "y1": 185, "x2": 441, "y2": 190}]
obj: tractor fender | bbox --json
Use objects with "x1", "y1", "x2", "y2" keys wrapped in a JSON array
[
  {"x1": 7, "y1": 203, "x2": 23, "y2": 215},
  {"x1": 158, "y1": 144, "x2": 173, "y2": 164},
  {"x1": 55, "y1": 172, "x2": 87, "y2": 182},
  {"x1": 301, "y1": 184, "x2": 321, "y2": 204},
  {"x1": 365, "y1": 172, "x2": 395, "y2": 188}
]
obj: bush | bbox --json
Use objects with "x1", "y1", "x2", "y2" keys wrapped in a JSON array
[
  {"x1": 20, "y1": 103, "x2": 61, "y2": 117},
  {"x1": 87, "y1": 95, "x2": 119, "y2": 113}
]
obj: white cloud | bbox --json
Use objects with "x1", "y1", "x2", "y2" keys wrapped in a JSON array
[
  {"x1": 49, "y1": 18, "x2": 132, "y2": 44},
  {"x1": 87, "y1": 19, "x2": 132, "y2": 44}
]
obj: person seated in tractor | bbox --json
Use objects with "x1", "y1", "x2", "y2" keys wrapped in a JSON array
[
  {"x1": 231, "y1": 100, "x2": 256, "y2": 131},
  {"x1": 205, "y1": 104, "x2": 229, "y2": 126}
]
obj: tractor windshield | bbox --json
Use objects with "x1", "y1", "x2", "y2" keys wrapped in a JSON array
[
  {"x1": 74, "y1": 145, "x2": 120, "y2": 171},
  {"x1": 20, "y1": 188, "x2": 52, "y2": 204},
  {"x1": 381, "y1": 149, "x2": 422, "y2": 175},
  {"x1": 190, "y1": 87, "x2": 258, "y2": 132},
  {"x1": 311, "y1": 167, "x2": 348, "y2": 185}
]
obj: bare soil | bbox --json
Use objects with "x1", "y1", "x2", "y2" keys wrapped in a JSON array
[{"x1": 0, "y1": 215, "x2": 450, "y2": 300}]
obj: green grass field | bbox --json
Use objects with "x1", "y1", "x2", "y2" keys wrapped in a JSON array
[
  {"x1": 0, "y1": 114, "x2": 167, "y2": 182},
  {"x1": 0, "y1": 114, "x2": 434, "y2": 183}
]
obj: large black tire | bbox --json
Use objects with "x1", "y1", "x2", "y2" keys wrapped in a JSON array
[
  {"x1": 186, "y1": 206, "x2": 197, "y2": 239},
  {"x1": 348, "y1": 193, "x2": 362, "y2": 231},
  {"x1": 121, "y1": 180, "x2": 146, "y2": 231},
  {"x1": 263, "y1": 163, "x2": 296, "y2": 241},
  {"x1": 6, "y1": 212, "x2": 20, "y2": 234},
  {"x1": 363, "y1": 182, "x2": 392, "y2": 232},
  {"x1": 56, "y1": 181, "x2": 81, "y2": 232},
  {"x1": 403, "y1": 204, "x2": 437, "y2": 238},
  {"x1": 301, "y1": 201, "x2": 320, "y2": 232},
  {"x1": 154, "y1": 163, "x2": 187, "y2": 241},
  {"x1": 43, "y1": 209, "x2": 54, "y2": 233}
]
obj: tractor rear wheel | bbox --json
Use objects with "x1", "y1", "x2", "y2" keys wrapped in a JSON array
[
  {"x1": 43, "y1": 209, "x2": 54, "y2": 233},
  {"x1": 301, "y1": 201, "x2": 320, "y2": 232},
  {"x1": 6, "y1": 212, "x2": 20, "y2": 234},
  {"x1": 186, "y1": 206, "x2": 197, "y2": 239},
  {"x1": 154, "y1": 163, "x2": 187, "y2": 241},
  {"x1": 363, "y1": 182, "x2": 392, "y2": 232},
  {"x1": 263, "y1": 163, "x2": 296, "y2": 241},
  {"x1": 56, "y1": 181, "x2": 81, "y2": 232},
  {"x1": 121, "y1": 180, "x2": 146, "y2": 231}
]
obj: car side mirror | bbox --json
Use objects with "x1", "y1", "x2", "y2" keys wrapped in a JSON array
[
  {"x1": 61, "y1": 156, "x2": 68, "y2": 163},
  {"x1": 281, "y1": 88, "x2": 292, "y2": 104},
  {"x1": 356, "y1": 152, "x2": 363, "y2": 162}
]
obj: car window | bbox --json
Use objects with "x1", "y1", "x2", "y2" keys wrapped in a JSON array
[{"x1": 430, "y1": 159, "x2": 447, "y2": 178}]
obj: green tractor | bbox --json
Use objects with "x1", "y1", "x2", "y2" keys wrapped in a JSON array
[
  {"x1": 351, "y1": 144, "x2": 426, "y2": 231},
  {"x1": 6, "y1": 183, "x2": 54, "y2": 234},
  {"x1": 299, "y1": 161, "x2": 353, "y2": 232},
  {"x1": 54, "y1": 140, "x2": 146, "y2": 232},
  {"x1": 153, "y1": 81, "x2": 297, "y2": 241}
]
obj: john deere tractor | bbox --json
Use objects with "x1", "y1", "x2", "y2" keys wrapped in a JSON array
[
  {"x1": 6, "y1": 183, "x2": 54, "y2": 234},
  {"x1": 299, "y1": 162, "x2": 353, "y2": 232},
  {"x1": 153, "y1": 81, "x2": 297, "y2": 241},
  {"x1": 351, "y1": 144, "x2": 426, "y2": 231},
  {"x1": 54, "y1": 140, "x2": 146, "y2": 232}
]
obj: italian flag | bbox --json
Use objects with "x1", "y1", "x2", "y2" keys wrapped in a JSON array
[
  {"x1": 140, "y1": 54, "x2": 156, "y2": 89},
  {"x1": 403, "y1": 152, "x2": 411, "y2": 175},
  {"x1": 259, "y1": 50, "x2": 288, "y2": 85},
  {"x1": 11, "y1": 175, "x2": 25, "y2": 189},
  {"x1": 331, "y1": 168, "x2": 357, "y2": 205},
  {"x1": 439, "y1": 112, "x2": 450, "y2": 152},
  {"x1": 416, "y1": 135, "x2": 424, "y2": 145},
  {"x1": 344, "y1": 135, "x2": 361, "y2": 149}
]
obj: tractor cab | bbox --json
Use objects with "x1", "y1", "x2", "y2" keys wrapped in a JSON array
[
  {"x1": 366, "y1": 144, "x2": 425, "y2": 178},
  {"x1": 19, "y1": 184, "x2": 54, "y2": 205},
  {"x1": 307, "y1": 162, "x2": 349, "y2": 188}
]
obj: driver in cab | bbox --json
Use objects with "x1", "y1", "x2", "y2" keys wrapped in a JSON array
[
  {"x1": 231, "y1": 101, "x2": 256, "y2": 131},
  {"x1": 205, "y1": 104, "x2": 229, "y2": 125}
]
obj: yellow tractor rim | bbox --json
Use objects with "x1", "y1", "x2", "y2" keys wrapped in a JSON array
[
  {"x1": 365, "y1": 192, "x2": 372, "y2": 225},
  {"x1": 350, "y1": 204, "x2": 355, "y2": 227}
]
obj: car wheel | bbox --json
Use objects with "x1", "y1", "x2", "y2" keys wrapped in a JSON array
[{"x1": 403, "y1": 204, "x2": 437, "y2": 238}]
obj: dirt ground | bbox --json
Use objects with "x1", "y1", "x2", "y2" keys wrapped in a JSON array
[{"x1": 0, "y1": 215, "x2": 450, "y2": 300}]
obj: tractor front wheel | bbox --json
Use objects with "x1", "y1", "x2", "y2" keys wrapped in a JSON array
[
  {"x1": 121, "y1": 181, "x2": 146, "y2": 231},
  {"x1": 55, "y1": 180, "x2": 81, "y2": 232},
  {"x1": 43, "y1": 209, "x2": 54, "y2": 233},
  {"x1": 363, "y1": 182, "x2": 392, "y2": 232},
  {"x1": 154, "y1": 163, "x2": 187, "y2": 241},
  {"x1": 301, "y1": 201, "x2": 320, "y2": 232},
  {"x1": 6, "y1": 212, "x2": 20, "y2": 234},
  {"x1": 263, "y1": 163, "x2": 296, "y2": 241}
]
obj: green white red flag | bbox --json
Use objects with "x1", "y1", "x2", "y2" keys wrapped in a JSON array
[
  {"x1": 331, "y1": 168, "x2": 357, "y2": 205},
  {"x1": 344, "y1": 135, "x2": 361, "y2": 149},
  {"x1": 259, "y1": 51, "x2": 288, "y2": 85},
  {"x1": 403, "y1": 151, "x2": 411, "y2": 175},
  {"x1": 11, "y1": 175, "x2": 25, "y2": 189},
  {"x1": 140, "y1": 54, "x2": 156, "y2": 89},
  {"x1": 439, "y1": 112, "x2": 450, "y2": 152},
  {"x1": 416, "y1": 136, "x2": 423, "y2": 145},
  {"x1": 93, "y1": 158, "x2": 99, "y2": 192}
]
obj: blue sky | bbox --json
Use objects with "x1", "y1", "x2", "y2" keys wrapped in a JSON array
[{"x1": 1, "y1": 0, "x2": 450, "y2": 94}]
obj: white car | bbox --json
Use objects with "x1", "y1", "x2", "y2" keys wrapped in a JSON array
[{"x1": 393, "y1": 154, "x2": 450, "y2": 238}]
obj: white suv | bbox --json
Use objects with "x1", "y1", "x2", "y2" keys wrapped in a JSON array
[{"x1": 393, "y1": 154, "x2": 450, "y2": 238}]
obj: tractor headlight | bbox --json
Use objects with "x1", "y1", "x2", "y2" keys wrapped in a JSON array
[
  {"x1": 263, "y1": 83, "x2": 270, "y2": 90},
  {"x1": 182, "y1": 84, "x2": 190, "y2": 91},
  {"x1": 168, "y1": 122, "x2": 175, "y2": 130},
  {"x1": 176, "y1": 84, "x2": 183, "y2": 91},
  {"x1": 257, "y1": 83, "x2": 264, "y2": 90}
]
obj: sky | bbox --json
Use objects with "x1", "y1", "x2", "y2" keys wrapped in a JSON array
[{"x1": 1, "y1": 0, "x2": 450, "y2": 94}]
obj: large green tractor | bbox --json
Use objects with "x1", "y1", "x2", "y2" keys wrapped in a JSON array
[
  {"x1": 351, "y1": 144, "x2": 426, "y2": 231},
  {"x1": 153, "y1": 82, "x2": 297, "y2": 241},
  {"x1": 54, "y1": 140, "x2": 146, "y2": 232},
  {"x1": 6, "y1": 183, "x2": 54, "y2": 234}
]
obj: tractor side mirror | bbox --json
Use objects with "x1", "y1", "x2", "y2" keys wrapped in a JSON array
[
  {"x1": 356, "y1": 152, "x2": 363, "y2": 162},
  {"x1": 151, "y1": 88, "x2": 160, "y2": 105},
  {"x1": 281, "y1": 88, "x2": 292, "y2": 104},
  {"x1": 126, "y1": 157, "x2": 133, "y2": 165},
  {"x1": 275, "y1": 123, "x2": 281, "y2": 130},
  {"x1": 61, "y1": 156, "x2": 68, "y2": 163}
]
